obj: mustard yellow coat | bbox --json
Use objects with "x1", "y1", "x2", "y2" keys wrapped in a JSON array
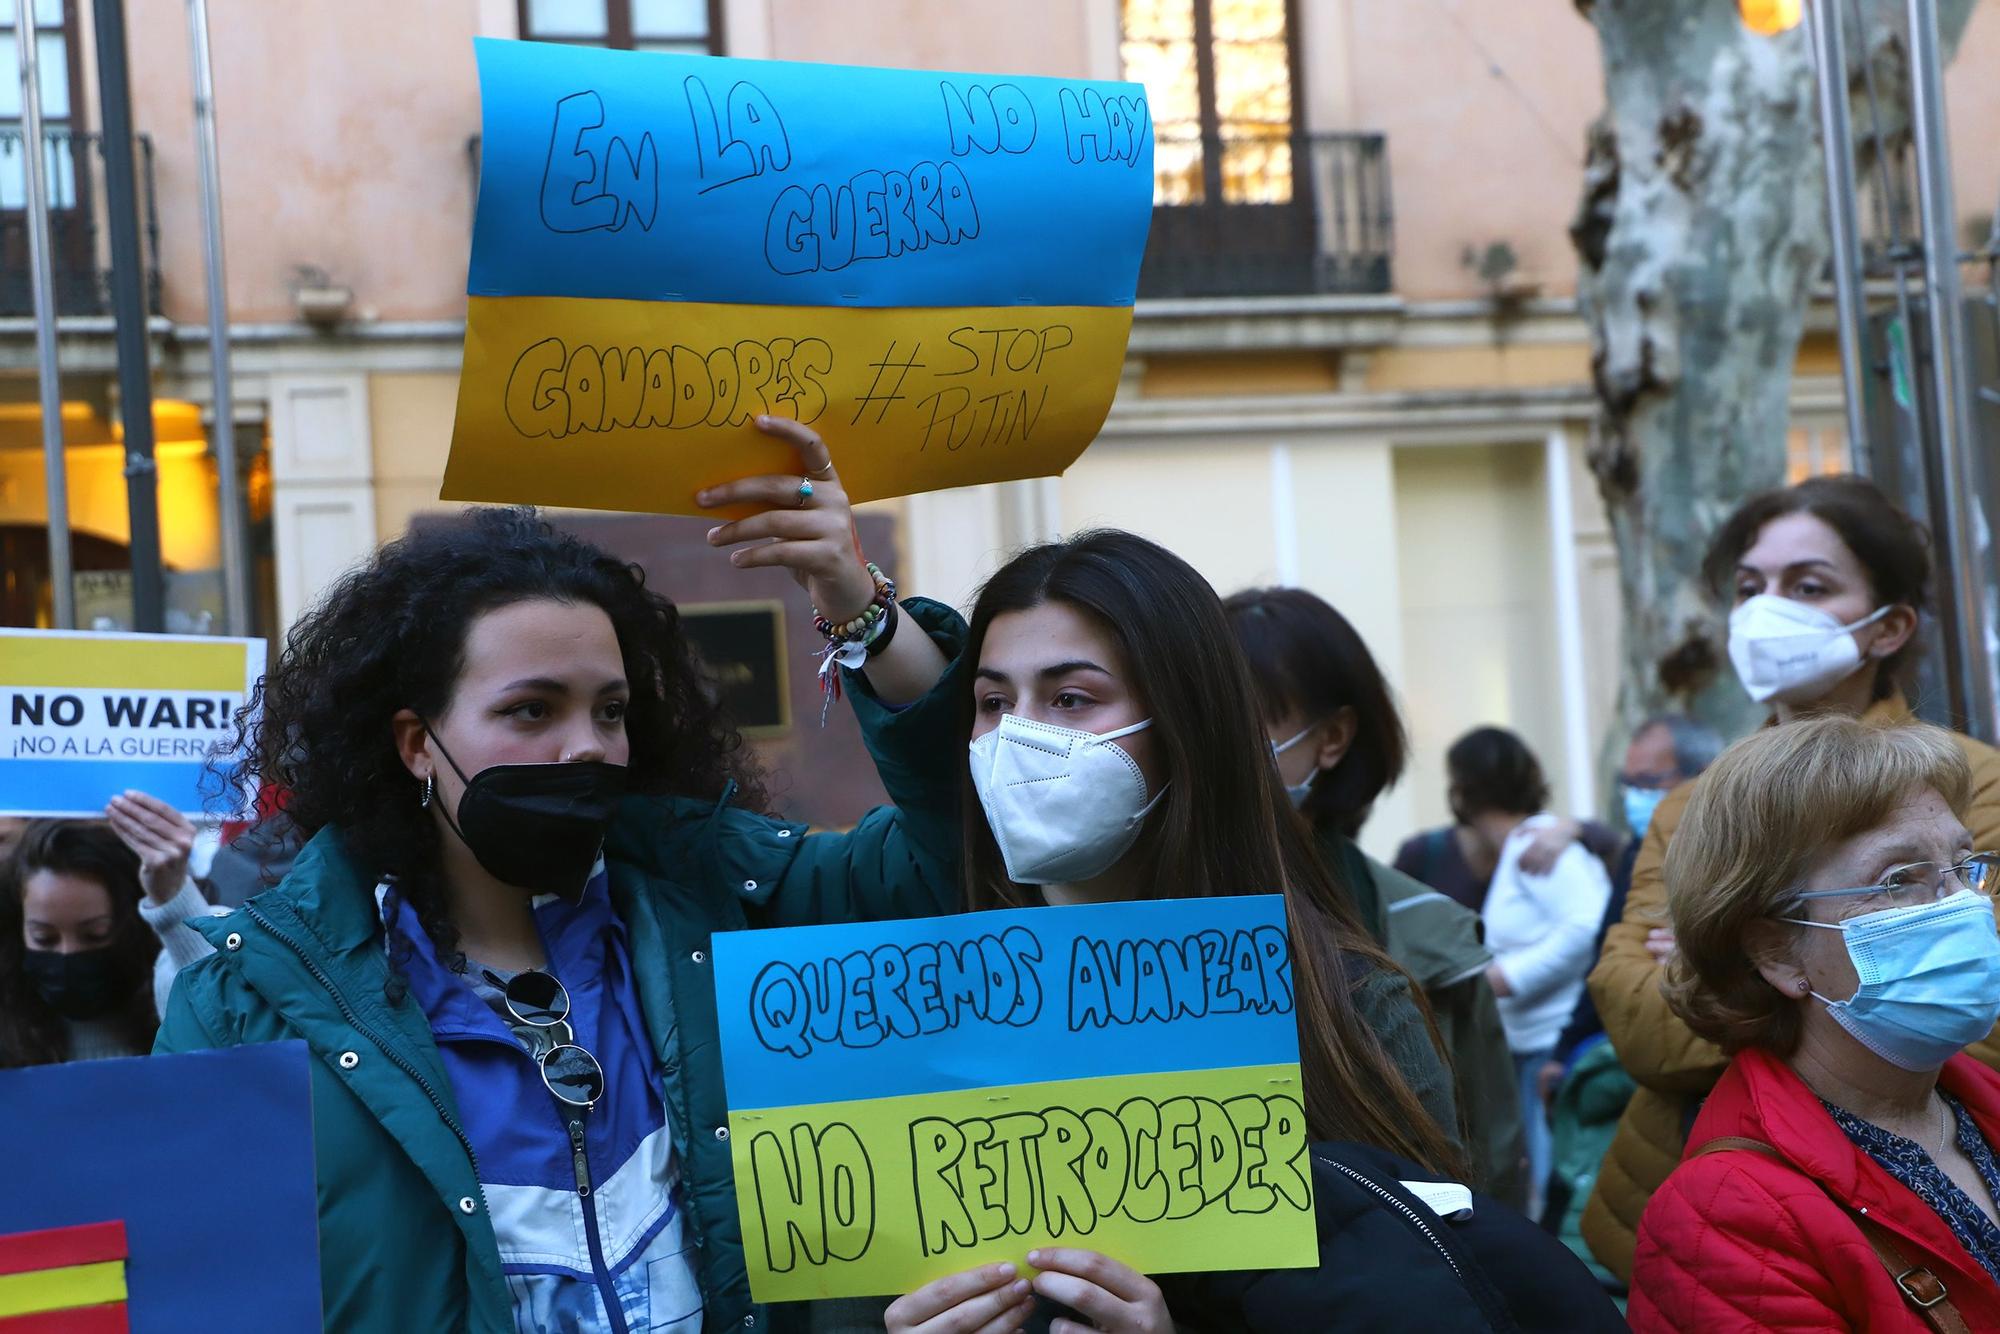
[{"x1": 1579, "y1": 693, "x2": 2000, "y2": 1280}]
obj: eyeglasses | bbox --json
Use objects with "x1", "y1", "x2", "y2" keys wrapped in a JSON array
[
  {"x1": 1789, "y1": 852, "x2": 2000, "y2": 913},
  {"x1": 501, "y1": 970, "x2": 605, "y2": 1111}
]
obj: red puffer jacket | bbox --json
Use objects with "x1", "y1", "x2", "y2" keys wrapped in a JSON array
[{"x1": 1631, "y1": 1046, "x2": 2000, "y2": 1332}]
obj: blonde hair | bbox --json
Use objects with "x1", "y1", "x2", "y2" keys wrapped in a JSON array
[{"x1": 1662, "y1": 717, "x2": 1971, "y2": 1055}]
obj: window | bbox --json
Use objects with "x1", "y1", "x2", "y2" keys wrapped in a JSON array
[
  {"x1": 0, "y1": 0, "x2": 78, "y2": 209},
  {"x1": 1120, "y1": 0, "x2": 1299, "y2": 205},
  {"x1": 1786, "y1": 423, "x2": 1854, "y2": 483},
  {"x1": 518, "y1": 0, "x2": 721, "y2": 54}
]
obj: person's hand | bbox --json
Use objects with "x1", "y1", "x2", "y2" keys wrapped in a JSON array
[
  {"x1": 1645, "y1": 927, "x2": 1677, "y2": 966},
  {"x1": 885, "y1": 1262, "x2": 1034, "y2": 1334},
  {"x1": 697, "y1": 416, "x2": 877, "y2": 624},
  {"x1": 105, "y1": 790, "x2": 195, "y2": 906},
  {"x1": 1538, "y1": 1058, "x2": 1567, "y2": 1109},
  {"x1": 1485, "y1": 962, "x2": 1514, "y2": 999},
  {"x1": 1517, "y1": 818, "x2": 1583, "y2": 875},
  {"x1": 1028, "y1": 1248, "x2": 1171, "y2": 1334}
]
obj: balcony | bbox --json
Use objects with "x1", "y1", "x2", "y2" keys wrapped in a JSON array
[
  {"x1": 0, "y1": 129, "x2": 162, "y2": 318},
  {"x1": 1138, "y1": 132, "x2": 1393, "y2": 300}
]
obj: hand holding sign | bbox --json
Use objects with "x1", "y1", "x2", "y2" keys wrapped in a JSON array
[
  {"x1": 444, "y1": 43, "x2": 1153, "y2": 517},
  {"x1": 1029, "y1": 1249, "x2": 1172, "y2": 1334},
  {"x1": 711, "y1": 896, "x2": 1317, "y2": 1301},
  {"x1": 700, "y1": 415, "x2": 948, "y2": 705},
  {"x1": 699, "y1": 415, "x2": 874, "y2": 621},
  {"x1": 104, "y1": 789, "x2": 196, "y2": 905},
  {"x1": 884, "y1": 1262, "x2": 1033, "y2": 1334}
]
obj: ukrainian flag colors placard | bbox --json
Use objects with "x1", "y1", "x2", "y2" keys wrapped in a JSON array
[
  {"x1": 0, "y1": 629, "x2": 265, "y2": 818},
  {"x1": 710, "y1": 896, "x2": 1318, "y2": 1302},
  {"x1": 444, "y1": 40, "x2": 1153, "y2": 516}
]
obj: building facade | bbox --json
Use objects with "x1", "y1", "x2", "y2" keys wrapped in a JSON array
[{"x1": 5, "y1": 0, "x2": 1999, "y2": 851}]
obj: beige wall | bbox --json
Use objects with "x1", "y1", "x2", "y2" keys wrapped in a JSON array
[
  {"x1": 1391, "y1": 441, "x2": 1564, "y2": 838},
  {"x1": 129, "y1": 0, "x2": 483, "y2": 324},
  {"x1": 369, "y1": 373, "x2": 461, "y2": 543},
  {"x1": 99, "y1": 0, "x2": 2000, "y2": 327},
  {"x1": 1345, "y1": 1, "x2": 1602, "y2": 301}
]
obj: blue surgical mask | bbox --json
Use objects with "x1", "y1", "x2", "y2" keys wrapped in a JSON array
[
  {"x1": 1272, "y1": 726, "x2": 1317, "y2": 811},
  {"x1": 1783, "y1": 890, "x2": 2000, "y2": 1071},
  {"x1": 1621, "y1": 783, "x2": 1669, "y2": 837}
]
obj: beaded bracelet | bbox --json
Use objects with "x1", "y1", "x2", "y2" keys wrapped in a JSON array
[
  {"x1": 813, "y1": 563, "x2": 896, "y2": 642},
  {"x1": 812, "y1": 562, "x2": 898, "y2": 724}
]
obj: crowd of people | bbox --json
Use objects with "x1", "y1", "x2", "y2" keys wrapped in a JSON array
[{"x1": 5, "y1": 425, "x2": 1999, "y2": 1332}]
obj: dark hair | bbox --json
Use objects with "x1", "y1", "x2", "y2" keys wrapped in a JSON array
[
  {"x1": 1639, "y1": 713, "x2": 1725, "y2": 781},
  {"x1": 1224, "y1": 587, "x2": 1408, "y2": 838},
  {"x1": 236, "y1": 508, "x2": 765, "y2": 979},
  {"x1": 961, "y1": 530, "x2": 1463, "y2": 1175},
  {"x1": 1700, "y1": 475, "x2": 1931, "y2": 700},
  {"x1": 0, "y1": 821, "x2": 161, "y2": 1067},
  {"x1": 1447, "y1": 727, "x2": 1549, "y2": 818}
]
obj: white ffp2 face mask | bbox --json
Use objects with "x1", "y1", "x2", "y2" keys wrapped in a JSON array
[
  {"x1": 1727, "y1": 594, "x2": 1890, "y2": 705},
  {"x1": 968, "y1": 714, "x2": 1166, "y2": 885}
]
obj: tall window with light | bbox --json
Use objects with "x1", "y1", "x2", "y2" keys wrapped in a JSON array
[
  {"x1": 1120, "y1": 0, "x2": 1300, "y2": 206},
  {"x1": 518, "y1": 0, "x2": 721, "y2": 53}
]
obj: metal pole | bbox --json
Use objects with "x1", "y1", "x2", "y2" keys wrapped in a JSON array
[
  {"x1": 1906, "y1": 0, "x2": 2000, "y2": 740},
  {"x1": 1807, "y1": 0, "x2": 1873, "y2": 476},
  {"x1": 89, "y1": 0, "x2": 163, "y2": 633},
  {"x1": 186, "y1": 0, "x2": 250, "y2": 636},
  {"x1": 16, "y1": 0, "x2": 73, "y2": 628}
]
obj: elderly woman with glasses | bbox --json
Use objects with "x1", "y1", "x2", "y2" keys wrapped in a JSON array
[{"x1": 1630, "y1": 717, "x2": 2000, "y2": 1332}]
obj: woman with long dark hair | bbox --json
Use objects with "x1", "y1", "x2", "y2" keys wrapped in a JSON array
[
  {"x1": 886, "y1": 531, "x2": 1466, "y2": 1334},
  {"x1": 1227, "y1": 585, "x2": 1527, "y2": 1207},
  {"x1": 156, "y1": 421, "x2": 961, "y2": 1334},
  {"x1": 2, "y1": 797, "x2": 211, "y2": 1067}
]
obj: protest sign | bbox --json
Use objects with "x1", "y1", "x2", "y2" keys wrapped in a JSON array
[
  {"x1": 0, "y1": 1043, "x2": 322, "y2": 1331},
  {"x1": 0, "y1": 629, "x2": 264, "y2": 818},
  {"x1": 444, "y1": 40, "x2": 1153, "y2": 515},
  {"x1": 711, "y1": 896, "x2": 1317, "y2": 1301}
]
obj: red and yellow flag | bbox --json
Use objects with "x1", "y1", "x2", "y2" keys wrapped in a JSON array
[{"x1": 0, "y1": 1221, "x2": 128, "y2": 1332}]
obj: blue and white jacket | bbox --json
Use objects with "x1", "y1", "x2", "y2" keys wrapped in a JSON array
[{"x1": 384, "y1": 872, "x2": 703, "y2": 1334}]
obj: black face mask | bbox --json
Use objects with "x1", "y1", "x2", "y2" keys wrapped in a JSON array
[
  {"x1": 425, "y1": 728, "x2": 628, "y2": 897},
  {"x1": 24, "y1": 947, "x2": 129, "y2": 1022}
]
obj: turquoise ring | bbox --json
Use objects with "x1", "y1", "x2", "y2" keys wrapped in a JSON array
[{"x1": 795, "y1": 477, "x2": 815, "y2": 507}]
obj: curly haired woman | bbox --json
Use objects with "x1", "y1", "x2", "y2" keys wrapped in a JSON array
[{"x1": 156, "y1": 421, "x2": 961, "y2": 1334}]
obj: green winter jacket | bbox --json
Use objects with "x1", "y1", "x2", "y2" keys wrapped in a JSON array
[
  {"x1": 1320, "y1": 828, "x2": 1529, "y2": 1207},
  {"x1": 155, "y1": 601, "x2": 967, "y2": 1334}
]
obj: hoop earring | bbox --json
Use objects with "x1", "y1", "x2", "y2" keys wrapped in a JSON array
[{"x1": 421, "y1": 774, "x2": 434, "y2": 810}]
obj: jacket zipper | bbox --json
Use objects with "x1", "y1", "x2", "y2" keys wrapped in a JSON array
[
  {"x1": 1315, "y1": 1153, "x2": 1467, "y2": 1285},
  {"x1": 567, "y1": 1109, "x2": 631, "y2": 1334},
  {"x1": 241, "y1": 902, "x2": 484, "y2": 1183}
]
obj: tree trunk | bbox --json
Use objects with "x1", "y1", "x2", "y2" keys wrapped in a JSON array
[{"x1": 1571, "y1": 0, "x2": 1975, "y2": 773}]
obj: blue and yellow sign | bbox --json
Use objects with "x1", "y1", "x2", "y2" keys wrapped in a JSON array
[
  {"x1": 711, "y1": 896, "x2": 1317, "y2": 1301},
  {"x1": 445, "y1": 40, "x2": 1154, "y2": 514}
]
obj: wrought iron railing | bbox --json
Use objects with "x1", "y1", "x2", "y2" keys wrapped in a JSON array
[
  {"x1": 0, "y1": 128, "x2": 162, "y2": 317},
  {"x1": 1138, "y1": 131, "x2": 1393, "y2": 299}
]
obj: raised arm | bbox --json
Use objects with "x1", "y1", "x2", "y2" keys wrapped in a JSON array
[
  {"x1": 107, "y1": 791, "x2": 218, "y2": 1017},
  {"x1": 698, "y1": 415, "x2": 947, "y2": 705},
  {"x1": 697, "y1": 415, "x2": 969, "y2": 927}
]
